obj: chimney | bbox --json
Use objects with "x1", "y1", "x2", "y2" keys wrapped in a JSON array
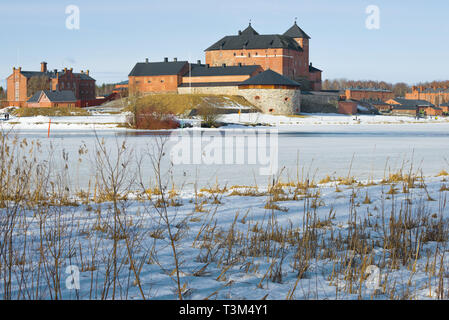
[
  {"x1": 86, "y1": 70, "x2": 89, "y2": 76},
  {"x1": 238, "y1": 63, "x2": 242, "y2": 67},
  {"x1": 164, "y1": 57, "x2": 168, "y2": 62},
  {"x1": 13, "y1": 67, "x2": 15, "y2": 72},
  {"x1": 238, "y1": 30, "x2": 242, "y2": 35},
  {"x1": 70, "y1": 68, "x2": 73, "y2": 72},
  {"x1": 54, "y1": 69, "x2": 58, "y2": 74},
  {"x1": 64, "y1": 67, "x2": 67, "y2": 73},
  {"x1": 41, "y1": 61, "x2": 47, "y2": 73},
  {"x1": 197, "y1": 60, "x2": 201, "y2": 65},
  {"x1": 174, "y1": 58, "x2": 178, "y2": 62},
  {"x1": 18, "y1": 67, "x2": 21, "y2": 72},
  {"x1": 222, "y1": 63, "x2": 226, "y2": 68},
  {"x1": 145, "y1": 58, "x2": 149, "y2": 63},
  {"x1": 81, "y1": 70, "x2": 84, "y2": 74}
]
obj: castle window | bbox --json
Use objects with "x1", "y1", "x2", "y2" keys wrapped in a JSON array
[
  {"x1": 248, "y1": 53, "x2": 251, "y2": 57},
  {"x1": 269, "y1": 108, "x2": 274, "y2": 112},
  {"x1": 148, "y1": 80, "x2": 152, "y2": 83},
  {"x1": 285, "y1": 97, "x2": 289, "y2": 101},
  {"x1": 254, "y1": 96, "x2": 260, "y2": 100},
  {"x1": 161, "y1": 80, "x2": 164, "y2": 83}
]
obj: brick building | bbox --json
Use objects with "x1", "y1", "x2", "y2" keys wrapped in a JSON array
[
  {"x1": 344, "y1": 88, "x2": 394, "y2": 101},
  {"x1": 204, "y1": 22, "x2": 323, "y2": 91},
  {"x1": 27, "y1": 90, "x2": 77, "y2": 108},
  {"x1": 405, "y1": 86, "x2": 449, "y2": 106},
  {"x1": 128, "y1": 58, "x2": 189, "y2": 95},
  {"x1": 181, "y1": 63, "x2": 263, "y2": 88},
  {"x1": 6, "y1": 62, "x2": 96, "y2": 107},
  {"x1": 386, "y1": 98, "x2": 438, "y2": 116}
]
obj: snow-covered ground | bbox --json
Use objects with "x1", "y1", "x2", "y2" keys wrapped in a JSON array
[
  {"x1": 2, "y1": 175, "x2": 449, "y2": 300},
  {"x1": 220, "y1": 112, "x2": 449, "y2": 126},
  {"x1": 2, "y1": 110, "x2": 449, "y2": 300}
]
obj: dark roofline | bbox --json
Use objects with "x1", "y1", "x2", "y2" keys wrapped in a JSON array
[
  {"x1": 183, "y1": 64, "x2": 261, "y2": 77},
  {"x1": 239, "y1": 69, "x2": 301, "y2": 87},
  {"x1": 179, "y1": 82, "x2": 242, "y2": 88},
  {"x1": 128, "y1": 60, "x2": 189, "y2": 77}
]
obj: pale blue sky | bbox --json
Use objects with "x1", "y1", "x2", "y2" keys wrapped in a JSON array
[{"x1": 1, "y1": 0, "x2": 448, "y2": 86}]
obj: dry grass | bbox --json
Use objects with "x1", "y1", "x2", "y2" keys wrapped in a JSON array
[
  {"x1": 125, "y1": 93, "x2": 254, "y2": 116},
  {"x1": 12, "y1": 107, "x2": 90, "y2": 117}
]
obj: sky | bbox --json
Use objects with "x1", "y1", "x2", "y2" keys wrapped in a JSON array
[{"x1": 0, "y1": 0, "x2": 448, "y2": 87}]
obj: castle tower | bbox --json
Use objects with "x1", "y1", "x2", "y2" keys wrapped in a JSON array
[{"x1": 284, "y1": 21, "x2": 311, "y2": 78}]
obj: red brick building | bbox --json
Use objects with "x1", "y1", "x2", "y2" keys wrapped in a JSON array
[
  {"x1": 128, "y1": 58, "x2": 189, "y2": 95},
  {"x1": 204, "y1": 22, "x2": 323, "y2": 91},
  {"x1": 6, "y1": 62, "x2": 96, "y2": 107},
  {"x1": 181, "y1": 63, "x2": 263, "y2": 88},
  {"x1": 386, "y1": 98, "x2": 439, "y2": 116},
  {"x1": 338, "y1": 100, "x2": 358, "y2": 115},
  {"x1": 344, "y1": 88, "x2": 394, "y2": 101},
  {"x1": 405, "y1": 86, "x2": 449, "y2": 106},
  {"x1": 27, "y1": 90, "x2": 77, "y2": 108}
]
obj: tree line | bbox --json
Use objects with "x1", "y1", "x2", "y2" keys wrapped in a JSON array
[{"x1": 322, "y1": 79, "x2": 449, "y2": 97}]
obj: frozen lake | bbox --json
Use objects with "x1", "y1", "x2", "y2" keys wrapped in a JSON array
[{"x1": 7, "y1": 123, "x2": 449, "y2": 190}]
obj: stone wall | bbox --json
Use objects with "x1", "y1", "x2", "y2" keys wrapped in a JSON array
[
  {"x1": 239, "y1": 88, "x2": 301, "y2": 115},
  {"x1": 178, "y1": 86, "x2": 301, "y2": 115},
  {"x1": 300, "y1": 91, "x2": 340, "y2": 113},
  {"x1": 177, "y1": 86, "x2": 240, "y2": 95}
]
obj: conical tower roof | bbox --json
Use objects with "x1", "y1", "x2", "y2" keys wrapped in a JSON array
[
  {"x1": 283, "y1": 21, "x2": 310, "y2": 39},
  {"x1": 240, "y1": 23, "x2": 259, "y2": 36}
]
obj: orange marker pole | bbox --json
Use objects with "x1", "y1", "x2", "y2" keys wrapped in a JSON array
[{"x1": 48, "y1": 118, "x2": 51, "y2": 138}]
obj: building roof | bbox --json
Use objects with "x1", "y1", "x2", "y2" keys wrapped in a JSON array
[
  {"x1": 240, "y1": 23, "x2": 259, "y2": 36},
  {"x1": 115, "y1": 80, "x2": 129, "y2": 85},
  {"x1": 27, "y1": 90, "x2": 77, "y2": 103},
  {"x1": 179, "y1": 82, "x2": 242, "y2": 88},
  {"x1": 309, "y1": 64, "x2": 322, "y2": 73},
  {"x1": 239, "y1": 69, "x2": 301, "y2": 87},
  {"x1": 361, "y1": 98, "x2": 389, "y2": 105},
  {"x1": 391, "y1": 98, "x2": 435, "y2": 107},
  {"x1": 128, "y1": 61, "x2": 188, "y2": 77},
  {"x1": 184, "y1": 64, "x2": 261, "y2": 77},
  {"x1": 283, "y1": 22, "x2": 311, "y2": 39},
  {"x1": 20, "y1": 70, "x2": 95, "y2": 81},
  {"x1": 205, "y1": 33, "x2": 303, "y2": 52}
]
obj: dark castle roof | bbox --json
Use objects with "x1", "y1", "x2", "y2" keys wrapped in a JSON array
[
  {"x1": 27, "y1": 90, "x2": 77, "y2": 103},
  {"x1": 283, "y1": 22, "x2": 311, "y2": 39},
  {"x1": 185, "y1": 64, "x2": 261, "y2": 77},
  {"x1": 128, "y1": 61, "x2": 188, "y2": 77},
  {"x1": 239, "y1": 69, "x2": 301, "y2": 87},
  {"x1": 240, "y1": 23, "x2": 259, "y2": 36},
  {"x1": 205, "y1": 23, "x2": 303, "y2": 52}
]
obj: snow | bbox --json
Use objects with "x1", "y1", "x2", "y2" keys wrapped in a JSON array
[
  {"x1": 2, "y1": 175, "x2": 449, "y2": 300},
  {"x1": 2, "y1": 110, "x2": 449, "y2": 300}
]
